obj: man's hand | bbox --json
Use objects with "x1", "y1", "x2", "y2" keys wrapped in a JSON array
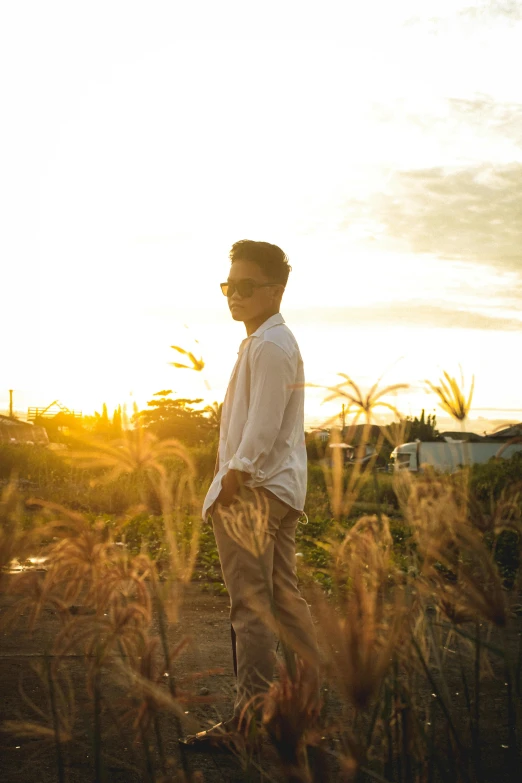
[{"x1": 216, "y1": 469, "x2": 249, "y2": 507}]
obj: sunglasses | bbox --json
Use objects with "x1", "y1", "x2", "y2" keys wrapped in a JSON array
[{"x1": 220, "y1": 279, "x2": 278, "y2": 298}]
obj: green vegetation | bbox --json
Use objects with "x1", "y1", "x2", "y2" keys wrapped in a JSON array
[
  {"x1": 1, "y1": 375, "x2": 522, "y2": 782},
  {"x1": 138, "y1": 391, "x2": 219, "y2": 444},
  {"x1": 471, "y1": 450, "x2": 522, "y2": 503},
  {"x1": 2, "y1": 438, "x2": 521, "y2": 589}
]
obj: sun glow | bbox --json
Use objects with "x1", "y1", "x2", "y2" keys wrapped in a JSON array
[{"x1": 2, "y1": 3, "x2": 521, "y2": 431}]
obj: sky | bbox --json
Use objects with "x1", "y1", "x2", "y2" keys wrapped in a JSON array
[{"x1": 1, "y1": 1, "x2": 521, "y2": 432}]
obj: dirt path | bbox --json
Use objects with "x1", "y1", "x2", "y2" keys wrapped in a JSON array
[
  {"x1": 0, "y1": 578, "x2": 298, "y2": 782},
  {"x1": 1, "y1": 575, "x2": 521, "y2": 782}
]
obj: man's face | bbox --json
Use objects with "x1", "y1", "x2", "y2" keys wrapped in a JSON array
[{"x1": 225, "y1": 260, "x2": 283, "y2": 323}]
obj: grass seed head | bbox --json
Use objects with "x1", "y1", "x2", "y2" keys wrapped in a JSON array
[
  {"x1": 249, "y1": 658, "x2": 320, "y2": 780},
  {"x1": 426, "y1": 369, "x2": 474, "y2": 423},
  {"x1": 219, "y1": 491, "x2": 271, "y2": 558},
  {"x1": 317, "y1": 517, "x2": 407, "y2": 711}
]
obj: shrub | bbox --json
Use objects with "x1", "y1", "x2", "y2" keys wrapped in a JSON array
[{"x1": 470, "y1": 451, "x2": 522, "y2": 506}]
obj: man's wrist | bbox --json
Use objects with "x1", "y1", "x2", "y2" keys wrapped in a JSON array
[{"x1": 218, "y1": 469, "x2": 249, "y2": 504}]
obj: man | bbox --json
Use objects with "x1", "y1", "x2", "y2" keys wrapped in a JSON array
[{"x1": 182, "y1": 240, "x2": 319, "y2": 749}]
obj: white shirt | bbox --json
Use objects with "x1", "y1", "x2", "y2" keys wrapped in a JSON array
[{"x1": 202, "y1": 313, "x2": 307, "y2": 520}]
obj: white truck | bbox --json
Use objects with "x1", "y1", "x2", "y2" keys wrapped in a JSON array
[{"x1": 390, "y1": 440, "x2": 522, "y2": 473}]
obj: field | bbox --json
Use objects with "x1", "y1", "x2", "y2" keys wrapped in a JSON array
[{"x1": 1, "y1": 432, "x2": 522, "y2": 783}]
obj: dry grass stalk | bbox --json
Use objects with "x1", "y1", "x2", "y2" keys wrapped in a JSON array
[
  {"x1": 2, "y1": 660, "x2": 75, "y2": 746},
  {"x1": 3, "y1": 359, "x2": 521, "y2": 781},
  {"x1": 157, "y1": 470, "x2": 200, "y2": 586},
  {"x1": 0, "y1": 480, "x2": 58, "y2": 589},
  {"x1": 380, "y1": 417, "x2": 411, "y2": 451},
  {"x1": 65, "y1": 416, "x2": 201, "y2": 584},
  {"x1": 2, "y1": 570, "x2": 69, "y2": 634},
  {"x1": 334, "y1": 513, "x2": 394, "y2": 575},
  {"x1": 426, "y1": 369, "x2": 474, "y2": 423},
  {"x1": 66, "y1": 424, "x2": 194, "y2": 486},
  {"x1": 3, "y1": 497, "x2": 200, "y2": 777},
  {"x1": 317, "y1": 425, "x2": 388, "y2": 521},
  {"x1": 119, "y1": 636, "x2": 188, "y2": 738},
  {"x1": 426, "y1": 524, "x2": 507, "y2": 629},
  {"x1": 303, "y1": 372, "x2": 407, "y2": 520},
  {"x1": 396, "y1": 468, "x2": 468, "y2": 561},
  {"x1": 116, "y1": 652, "x2": 203, "y2": 733},
  {"x1": 218, "y1": 490, "x2": 271, "y2": 557},
  {"x1": 248, "y1": 659, "x2": 321, "y2": 783},
  {"x1": 0, "y1": 479, "x2": 25, "y2": 578},
  {"x1": 1, "y1": 415, "x2": 207, "y2": 780},
  {"x1": 468, "y1": 488, "x2": 522, "y2": 536},
  {"x1": 399, "y1": 462, "x2": 508, "y2": 628},
  {"x1": 319, "y1": 374, "x2": 408, "y2": 426},
  {"x1": 323, "y1": 425, "x2": 344, "y2": 520},
  {"x1": 316, "y1": 516, "x2": 407, "y2": 713}
]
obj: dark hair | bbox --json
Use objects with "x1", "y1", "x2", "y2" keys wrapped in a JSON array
[{"x1": 229, "y1": 240, "x2": 292, "y2": 286}]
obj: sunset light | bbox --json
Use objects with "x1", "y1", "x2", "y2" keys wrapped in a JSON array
[
  {"x1": 2, "y1": 1, "x2": 521, "y2": 431},
  {"x1": 3, "y1": 5, "x2": 522, "y2": 780}
]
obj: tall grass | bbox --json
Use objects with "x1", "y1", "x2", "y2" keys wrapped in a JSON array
[
  {"x1": 1, "y1": 371, "x2": 521, "y2": 781},
  {"x1": 1, "y1": 422, "x2": 204, "y2": 781}
]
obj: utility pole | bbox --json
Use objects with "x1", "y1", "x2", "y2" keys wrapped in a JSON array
[{"x1": 9, "y1": 389, "x2": 14, "y2": 419}]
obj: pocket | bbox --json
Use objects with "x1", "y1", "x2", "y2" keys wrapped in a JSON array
[{"x1": 266, "y1": 494, "x2": 292, "y2": 521}]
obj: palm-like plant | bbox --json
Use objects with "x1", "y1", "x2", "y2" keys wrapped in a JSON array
[
  {"x1": 380, "y1": 417, "x2": 411, "y2": 450},
  {"x1": 169, "y1": 344, "x2": 205, "y2": 372},
  {"x1": 68, "y1": 425, "x2": 194, "y2": 486},
  {"x1": 307, "y1": 374, "x2": 408, "y2": 519},
  {"x1": 63, "y1": 412, "x2": 201, "y2": 584},
  {"x1": 321, "y1": 373, "x2": 408, "y2": 426},
  {"x1": 426, "y1": 370, "x2": 474, "y2": 424}
]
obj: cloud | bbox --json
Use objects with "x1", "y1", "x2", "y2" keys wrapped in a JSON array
[
  {"x1": 367, "y1": 95, "x2": 522, "y2": 150},
  {"x1": 290, "y1": 302, "x2": 522, "y2": 332},
  {"x1": 460, "y1": 1, "x2": 522, "y2": 23},
  {"x1": 405, "y1": 1, "x2": 522, "y2": 30},
  {"x1": 371, "y1": 162, "x2": 522, "y2": 272},
  {"x1": 448, "y1": 96, "x2": 522, "y2": 147}
]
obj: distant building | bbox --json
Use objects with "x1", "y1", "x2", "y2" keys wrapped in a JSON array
[
  {"x1": 0, "y1": 414, "x2": 49, "y2": 446},
  {"x1": 27, "y1": 400, "x2": 82, "y2": 422},
  {"x1": 439, "y1": 431, "x2": 490, "y2": 443},
  {"x1": 438, "y1": 429, "x2": 521, "y2": 444},
  {"x1": 492, "y1": 423, "x2": 522, "y2": 439}
]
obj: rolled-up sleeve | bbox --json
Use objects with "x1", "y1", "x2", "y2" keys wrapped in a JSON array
[{"x1": 228, "y1": 340, "x2": 295, "y2": 480}]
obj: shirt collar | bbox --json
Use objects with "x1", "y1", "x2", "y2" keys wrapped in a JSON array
[
  {"x1": 250, "y1": 312, "x2": 285, "y2": 339},
  {"x1": 238, "y1": 313, "x2": 285, "y2": 354}
]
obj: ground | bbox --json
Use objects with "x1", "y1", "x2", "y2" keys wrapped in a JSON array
[
  {"x1": 0, "y1": 577, "x2": 299, "y2": 782},
  {"x1": 1, "y1": 576, "x2": 521, "y2": 782}
]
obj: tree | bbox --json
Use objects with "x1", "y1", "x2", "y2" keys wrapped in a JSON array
[
  {"x1": 138, "y1": 391, "x2": 212, "y2": 445},
  {"x1": 94, "y1": 403, "x2": 112, "y2": 438},
  {"x1": 203, "y1": 402, "x2": 222, "y2": 433},
  {"x1": 376, "y1": 411, "x2": 440, "y2": 464},
  {"x1": 112, "y1": 405, "x2": 123, "y2": 437},
  {"x1": 407, "y1": 409, "x2": 439, "y2": 442}
]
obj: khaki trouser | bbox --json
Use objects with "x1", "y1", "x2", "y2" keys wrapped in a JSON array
[{"x1": 211, "y1": 488, "x2": 320, "y2": 718}]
